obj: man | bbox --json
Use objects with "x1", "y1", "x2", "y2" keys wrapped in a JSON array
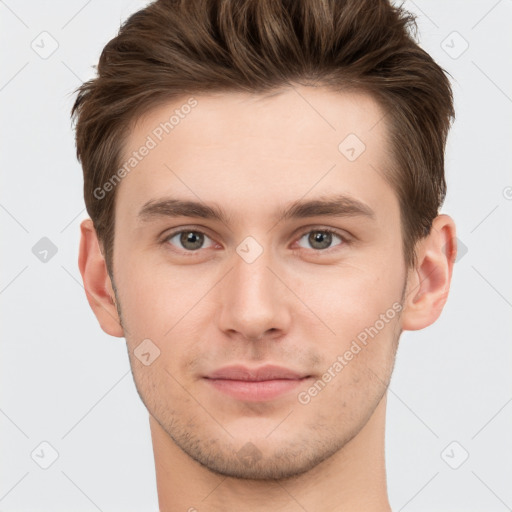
[{"x1": 72, "y1": 0, "x2": 457, "y2": 509}]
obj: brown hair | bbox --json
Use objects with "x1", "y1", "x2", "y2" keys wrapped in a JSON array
[{"x1": 71, "y1": 0, "x2": 454, "y2": 274}]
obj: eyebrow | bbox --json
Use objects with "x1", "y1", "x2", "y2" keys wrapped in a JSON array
[{"x1": 137, "y1": 194, "x2": 375, "y2": 225}]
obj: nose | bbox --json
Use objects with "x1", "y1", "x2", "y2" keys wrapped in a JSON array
[{"x1": 216, "y1": 244, "x2": 292, "y2": 342}]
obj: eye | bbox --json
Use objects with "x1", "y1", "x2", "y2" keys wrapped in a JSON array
[
  {"x1": 161, "y1": 226, "x2": 348, "y2": 256},
  {"x1": 164, "y1": 229, "x2": 216, "y2": 252},
  {"x1": 296, "y1": 228, "x2": 345, "y2": 251}
]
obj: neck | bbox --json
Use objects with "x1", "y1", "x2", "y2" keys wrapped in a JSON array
[{"x1": 150, "y1": 393, "x2": 391, "y2": 512}]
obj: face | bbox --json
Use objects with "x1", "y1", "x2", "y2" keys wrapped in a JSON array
[{"x1": 110, "y1": 86, "x2": 407, "y2": 480}]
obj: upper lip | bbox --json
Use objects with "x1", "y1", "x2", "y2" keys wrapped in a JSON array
[{"x1": 205, "y1": 365, "x2": 309, "y2": 382}]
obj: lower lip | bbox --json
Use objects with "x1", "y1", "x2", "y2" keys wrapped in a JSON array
[{"x1": 204, "y1": 377, "x2": 310, "y2": 402}]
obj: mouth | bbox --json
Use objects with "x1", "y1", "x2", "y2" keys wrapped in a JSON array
[{"x1": 203, "y1": 364, "x2": 313, "y2": 402}]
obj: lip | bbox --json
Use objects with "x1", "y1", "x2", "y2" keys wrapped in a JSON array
[
  {"x1": 205, "y1": 364, "x2": 308, "y2": 381},
  {"x1": 203, "y1": 365, "x2": 312, "y2": 402}
]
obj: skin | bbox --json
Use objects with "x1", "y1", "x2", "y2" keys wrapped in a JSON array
[{"x1": 78, "y1": 86, "x2": 456, "y2": 511}]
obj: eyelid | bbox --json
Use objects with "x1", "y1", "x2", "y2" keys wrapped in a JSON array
[{"x1": 294, "y1": 225, "x2": 351, "y2": 241}]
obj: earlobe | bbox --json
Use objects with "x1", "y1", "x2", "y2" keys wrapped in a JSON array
[
  {"x1": 78, "y1": 219, "x2": 125, "y2": 337},
  {"x1": 401, "y1": 214, "x2": 457, "y2": 331}
]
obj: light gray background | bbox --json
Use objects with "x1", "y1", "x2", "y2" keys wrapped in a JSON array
[{"x1": 1, "y1": 1, "x2": 511, "y2": 511}]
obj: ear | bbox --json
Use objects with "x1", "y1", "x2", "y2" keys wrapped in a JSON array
[
  {"x1": 78, "y1": 218, "x2": 124, "y2": 337},
  {"x1": 401, "y1": 214, "x2": 457, "y2": 331}
]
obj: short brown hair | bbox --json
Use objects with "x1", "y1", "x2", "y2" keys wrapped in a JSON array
[{"x1": 71, "y1": 0, "x2": 454, "y2": 274}]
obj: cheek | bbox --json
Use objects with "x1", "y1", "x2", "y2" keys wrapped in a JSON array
[
  {"x1": 296, "y1": 262, "x2": 403, "y2": 338},
  {"x1": 115, "y1": 256, "x2": 185, "y2": 327},
  {"x1": 300, "y1": 275, "x2": 402, "y2": 418},
  {"x1": 115, "y1": 256, "x2": 218, "y2": 372},
  {"x1": 295, "y1": 262, "x2": 404, "y2": 395}
]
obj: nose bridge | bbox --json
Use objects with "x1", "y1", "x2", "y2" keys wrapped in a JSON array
[
  {"x1": 231, "y1": 239, "x2": 278, "y2": 310},
  {"x1": 217, "y1": 237, "x2": 290, "y2": 340},
  {"x1": 234, "y1": 245, "x2": 273, "y2": 299}
]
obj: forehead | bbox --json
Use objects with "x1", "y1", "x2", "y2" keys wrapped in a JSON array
[
  {"x1": 115, "y1": 86, "x2": 396, "y2": 224},
  {"x1": 127, "y1": 86, "x2": 388, "y2": 157}
]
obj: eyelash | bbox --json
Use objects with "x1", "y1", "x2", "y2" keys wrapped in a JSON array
[{"x1": 160, "y1": 226, "x2": 350, "y2": 256}]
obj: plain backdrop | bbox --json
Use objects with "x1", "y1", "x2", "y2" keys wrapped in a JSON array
[{"x1": 1, "y1": 1, "x2": 511, "y2": 511}]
